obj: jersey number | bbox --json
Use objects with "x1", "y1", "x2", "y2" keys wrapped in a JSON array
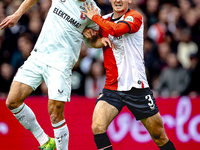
[{"x1": 145, "y1": 95, "x2": 155, "y2": 110}]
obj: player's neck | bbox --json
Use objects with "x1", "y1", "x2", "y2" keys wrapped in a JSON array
[{"x1": 113, "y1": 8, "x2": 128, "y2": 19}]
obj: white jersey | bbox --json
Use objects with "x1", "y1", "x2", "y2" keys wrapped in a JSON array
[
  {"x1": 96, "y1": 9, "x2": 149, "y2": 91},
  {"x1": 31, "y1": 0, "x2": 99, "y2": 73}
]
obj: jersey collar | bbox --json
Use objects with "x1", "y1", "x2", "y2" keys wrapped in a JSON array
[{"x1": 110, "y1": 8, "x2": 130, "y2": 21}]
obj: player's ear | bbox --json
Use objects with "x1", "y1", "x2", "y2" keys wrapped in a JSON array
[{"x1": 128, "y1": 0, "x2": 133, "y2": 4}]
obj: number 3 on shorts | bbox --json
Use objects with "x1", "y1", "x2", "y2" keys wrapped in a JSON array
[{"x1": 145, "y1": 94, "x2": 155, "y2": 110}]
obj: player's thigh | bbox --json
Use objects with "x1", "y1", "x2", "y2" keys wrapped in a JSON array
[
  {"x1": 7, "y1": 57, "x2": 44, "y2": 109},
  {"x1": 92, "y1": 100, "x2": 119, "y2": 129},
  {"x1": 141, "y1": 112, "x2": 167, "y2": 138},
  {"x1": 6, "y1": 81, "x2": 33, "y2": 109}
]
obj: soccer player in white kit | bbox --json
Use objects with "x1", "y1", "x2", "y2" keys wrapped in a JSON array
[
  {"x1": 0, "y1": 0, "x2": 106, "y2": 149},
  {"x1": 82, "y1": 1, "x2": 176, "y2": 150}
]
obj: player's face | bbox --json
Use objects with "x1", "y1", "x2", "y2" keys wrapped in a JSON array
[{"x1": 109, "y1": 0, "x2": 132, "y2": 13}]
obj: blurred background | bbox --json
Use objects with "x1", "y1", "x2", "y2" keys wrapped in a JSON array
[{"x1": 0, "y1": 0, "x2": 200, "y2": 149}]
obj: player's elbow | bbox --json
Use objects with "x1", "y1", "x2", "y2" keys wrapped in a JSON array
[
  {"x1": 112, "y1": 31, "x2": 124, "y2": 37},
  {"x1": 110, "y1": 26, "x2": 126, "y2": 37},
  {"x1": 109, "y1": 30, "x2": 122, "y2": 37}
]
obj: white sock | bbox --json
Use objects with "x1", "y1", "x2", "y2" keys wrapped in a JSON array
[
  {"x1": 52, "y1": 120, "x2": 69, "y2": 150},
  {"x1": 10, "y1": 103, "x2": 48, "y2": 146},
  {"x1": 37, "y1": 131, "x2": 49, "y2": 146}
]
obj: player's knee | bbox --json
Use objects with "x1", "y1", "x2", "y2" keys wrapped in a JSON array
[
  {"x1": 50, "y1": 112, "x2": 64, "y2": 124},
  {"x1": 50, "y1": 113, "x2": 61, "y2": 124},
  {"x1": 50, "y1": 114, "x2": 58, "y2": 124},
  {"x1": 152, "y1": 131, "x2": 162, "y2": 140},
  {"x1": 92, "y1": 122, "x2": 107, "y2": 134},
  {"x1": 48, "y1": 100, "x2": 65, "y2": 124},
  {"x1": 152, "y1": 130, "x2": 168, "y2": 145},
  {"x1": 6, "y1": 99, "x2": 18, "y2": 110}
]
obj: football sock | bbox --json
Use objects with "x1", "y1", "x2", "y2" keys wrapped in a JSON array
[
  {"x1": 94, "y1": 132, "x2": 113, "y2": 150},
  {"x1": 37, "y1": 131, "x2": 49, "y2": 146},
  {"x1": 159, "y1": 140, "x2": 176, "y2": 150},
  {"x1": 52, "y1": 119, "x2": 69, "y2": 150},
  {"x1": 10, "y1": 103, "x2": 48, "y2": 146}
]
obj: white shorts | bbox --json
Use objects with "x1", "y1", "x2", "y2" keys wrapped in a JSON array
[{"x1": 14, "y1": 56, "x2": 72, "y2": 102}]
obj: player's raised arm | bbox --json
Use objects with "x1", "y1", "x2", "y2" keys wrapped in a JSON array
[
  {"x1": 0, "y1": 0, "x2": 40, "y2": 30},
  {"x1": 82, "y1": 2, "x2": 142, "y2": 37}
]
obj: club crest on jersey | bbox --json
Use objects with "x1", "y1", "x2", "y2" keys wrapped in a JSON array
[
  {"x1": 125, "y1": 16, "x2": 134, "y2": 22},
  {"x1": 80, "y1": 13, "x2": 86, "y2": 20}
]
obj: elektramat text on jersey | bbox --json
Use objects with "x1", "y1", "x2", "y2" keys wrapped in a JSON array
[{"x1": 53, "y1": 7, "x2": 81, "y2": 28}]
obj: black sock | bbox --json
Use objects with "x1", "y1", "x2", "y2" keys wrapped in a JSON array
[
  {"x1": 94, "y1": 132, "x2": 113, "y2": 150},
  {"x1": 159, "y1": 140, "x2": 176, "y2": 150}
]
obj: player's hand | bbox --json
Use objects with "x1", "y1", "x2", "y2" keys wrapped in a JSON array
[
  {"x1": 101, "y1": 37, "x2": 117, "y2": 50},
  {"x1": 0, "y1": 14, "x2": 20, "y2": 30},
  {"x1": 81, "y1": 2, "x2": 99, "y2": 20},
  {"x1": 83, "y1": 28, "x2": 97, "y2": 39}
]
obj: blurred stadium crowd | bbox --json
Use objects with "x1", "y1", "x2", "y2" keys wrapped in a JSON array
[{"x1": 0, "y1": 0, "x2": 200, "y2": 99}]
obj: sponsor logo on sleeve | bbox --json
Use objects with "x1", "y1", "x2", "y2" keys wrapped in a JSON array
[{"x1": 125, "y1": 16, "x2": 134, "y2": 22}]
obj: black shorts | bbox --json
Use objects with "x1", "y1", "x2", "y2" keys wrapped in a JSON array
[{"x1": 96, "y1": 87, "x2": 159, "y2": 120}]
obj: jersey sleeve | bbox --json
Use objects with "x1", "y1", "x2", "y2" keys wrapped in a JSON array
[
  {"x1": 119, "y1": 12, "x2": 143, "y2": 34},
  {"x1": 92, "y1": 11, "x2": 143, "y2": 37}
]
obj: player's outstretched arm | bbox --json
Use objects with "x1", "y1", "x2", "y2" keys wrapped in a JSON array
[
  {"x1": 0, "y1": 0, "x2": 40, "y2": 30},
  {"x1": 81, "y1": 2, "x2": 129, "y2": 37}
]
